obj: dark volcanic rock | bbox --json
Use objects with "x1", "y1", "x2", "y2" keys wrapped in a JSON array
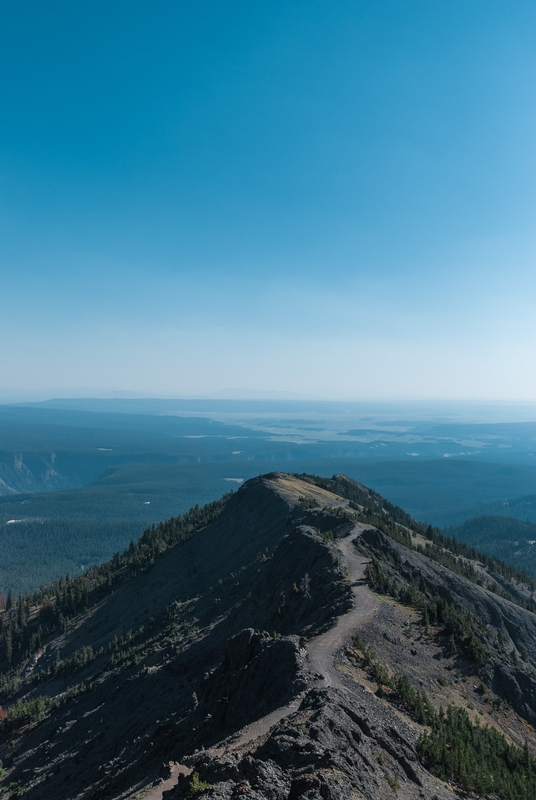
[
  {"x1": 197, "y1": 629, "x2": 308, "y2": 733},
  {"x1": 231, "y1": 525, "x2": 353, "y2": 638},
  {"x1": 169, "y1": 687, "x2": 455, "y2": 800}
]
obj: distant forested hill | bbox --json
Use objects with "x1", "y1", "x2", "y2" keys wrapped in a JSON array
[
  {"x1": 445, "y1": 515, "x2": 536, "y2": 578},
  {"x1": 476, "y1": 494, "x2": 536, "y2": 522}
]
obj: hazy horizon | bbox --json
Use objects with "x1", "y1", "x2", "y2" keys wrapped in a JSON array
[
  {"x1": 4, "y1": 387, "x2": 536, "y2": 405},
  {"x1": 3, "y1": 391, "x2": 536, "y2": 427}
]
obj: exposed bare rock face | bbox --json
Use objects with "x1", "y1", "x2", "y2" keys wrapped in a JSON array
[
  {"x1": 0, "y1": 451, "x2": 70, "y2": 494},
  {"x1": 187, "y1": 629, "x2": 309, "y2": 743},
  {"x1": 1, "y1": 472, "x2": 536, "y2": 799},
  {"x1": 168, "y1": 686, "x2": 456, "y2": 800},
  {"x1": 361, "y1": 527, "x2": 536, "y2": 726},
  {"x1": 229, "y1": 524, "x2": 353, "y2": 638}
]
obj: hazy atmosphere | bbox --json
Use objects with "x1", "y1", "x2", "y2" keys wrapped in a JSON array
[{"x1": 2, "y1": 1, "x2": 536, "y2": 400}]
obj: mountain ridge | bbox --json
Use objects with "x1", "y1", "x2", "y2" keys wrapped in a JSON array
[{"x1": 0, "y1": 473, "x2": 536, "y2": 799}]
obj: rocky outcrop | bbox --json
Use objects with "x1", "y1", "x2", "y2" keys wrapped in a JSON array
[
  {"x1": 196, "y1": 629, "x2": 308, "y2": 735},
  {"x1": 361, "y1": 528, "x2": 536, "y2": 658},
  {"x1": 230, "y1": 526, "x2": 353, "y2": 638},
  {"x1": 0, "y1": 451, "x2": 71, "y2": 495},
  {"x1": 169, "y1": 687, "x2": 455, "y2": 800}
]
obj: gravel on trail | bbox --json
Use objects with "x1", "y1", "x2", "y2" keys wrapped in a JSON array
[{"x1": 141, "y1": 523, "x2": 378, "y2": 800}]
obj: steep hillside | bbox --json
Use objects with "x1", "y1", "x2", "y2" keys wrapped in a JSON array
[{"x1": 0, "y1": 473, "x2": 536, "y2": 799}]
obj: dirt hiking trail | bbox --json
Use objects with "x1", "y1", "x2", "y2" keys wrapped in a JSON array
[
  {"x1": 139, "y1": 523, "x2": 378, "y2": 799},
  {"x1": 307, "y1": 524, "x2": 378, "y2": 687}
]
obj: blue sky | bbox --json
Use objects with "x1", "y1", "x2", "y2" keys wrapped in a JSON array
[{"x1": 2, "y1": 0, "x2": 536, "y2": 400}]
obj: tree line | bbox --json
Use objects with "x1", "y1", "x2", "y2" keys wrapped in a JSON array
[
  {"x1": 0, "y1": 492, "x2": 233, "y2": 674},
  {"x1": 351, "y1": 634, "x2": 536, "y2": 799}
]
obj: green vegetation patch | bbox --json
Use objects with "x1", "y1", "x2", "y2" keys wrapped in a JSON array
[
  {"x1": 420, "y1": 706, "x2": 536, "y2": 799},
  {"x1": 351, "y1": 635, "x2": 536, "y2": 799},
  {"x1": 364, "y1": 556, "x2": 491, "y2": 666}
]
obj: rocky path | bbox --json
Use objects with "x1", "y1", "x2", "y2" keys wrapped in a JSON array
[
  {"x1": 307, "y1": 523, "x2": 378, "y2": 687},
  {"x1": 139, "y1": 523, "x2": 378, "y2": 799}
]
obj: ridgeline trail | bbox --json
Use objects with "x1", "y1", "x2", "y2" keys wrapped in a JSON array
[
  {"x1": 307, "y1": 524, "x2": 378, "y2": 687},
  {"x1": 139, "y1": 523, "x2": 378, "y2": 800}
]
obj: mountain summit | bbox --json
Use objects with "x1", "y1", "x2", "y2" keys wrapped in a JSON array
[{"x1": 0, "y1": 473, "x2": 536, "y2": 799}]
